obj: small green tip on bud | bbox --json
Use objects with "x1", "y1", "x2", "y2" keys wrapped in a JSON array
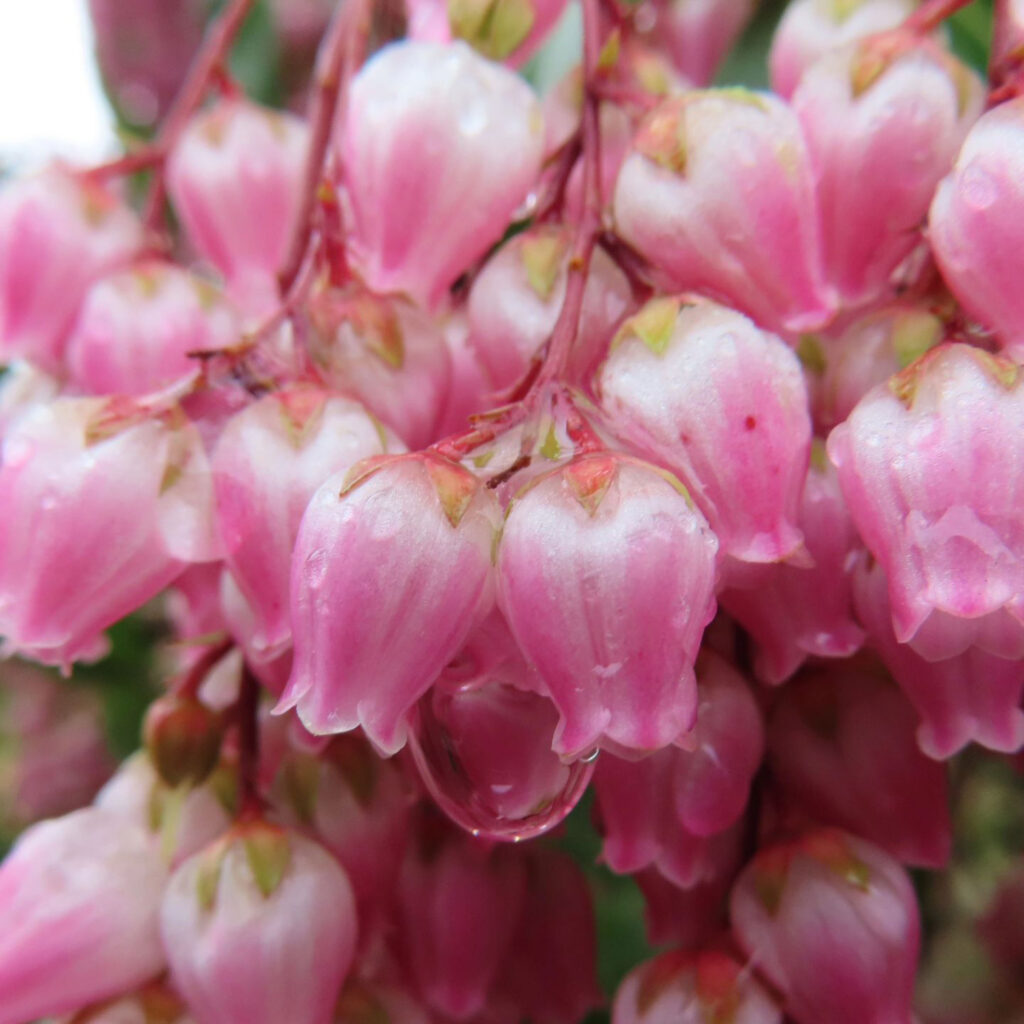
[{"x1": 144, "y1": 694, "x2": 223, "y2": 789}]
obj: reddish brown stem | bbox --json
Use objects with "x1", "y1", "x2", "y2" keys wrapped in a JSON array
[
  {"x1": 175, "y1": 636, "x2": 234, "y2": 700},
  {"x1": 530, "y1": 0, "x2": 605, "y2": 394},
  {"x1": 141, "y1": 0, "x2": 256, "y2": 234},
  {"x1": 278, "y1": 0, "x2": 372, "y2": 292},
  {"x1": 235, "y1": 664, "x2": 263, "y2": 818}
]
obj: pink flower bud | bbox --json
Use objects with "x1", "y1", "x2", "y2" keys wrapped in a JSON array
[
  {"x1": 674, "y1": 652, "x2": 765, "y2": 837},
  {"x1": 409, "y1": 665, "x2": 595, "y2": 840},
  {"x1": 827, "y1": 344, "x2": 1024, "y2": 660},
  {"x1": 435, "y1": 309, "x2": 493, "y2": 436},
  {"x1": 162, "y1": 823, "x2": 357, "y2": 1024},
  {"x1": 406, "y1": 0, "x2": 569, "y2": 67},
  {"x1": 213, "y1": 388, "x2": 397, "y2": 665},
  {"x1": 655, "y1": 0, "x2": 756, "y2": 86},
  {"x1": 853, "y1": 555, "x2": 1024, "y2": 757},
  {"x1": 338, "y1": 40, "x2": 544, "y2": 309},
  {"x1": 66, "y1": 261, "x2": 239, "y2": 396},
  {"x1": 0, "y1": 167, "x2": 143, "y2": 370},
  {"x1": 613, "y1": 92, "x2": 834, "y2": 335},
  {"x1": 88, "y1": 0, "x2": 204, "y2": 128},
  {"x1": 635, "y1": 867, "x2": 733, "y2": 949},
  {"x1": 769, "y1": 0, "x2": 915, "y2": 98},
  {"x1": 494, "y1": 848, "x2": 601, "y2": 1024},
  {"x1": 281, "y1": 452, "x2": 501, "y2": 754},
  {"x1": 96, "y1": 752, "x2": 233, "y2": 867},
  {"x1": 730, "y1": 830, "x2": 921, "y2": 1024},
  {"x1": 0, "y1": 661, "x2": 114, "y2": 827},
  {"x1": 394, "y1": 821, "x2": 526, "y2": 1020},
  {"x1": 612, "y1": 949, "x2": 782, "y2": 1024},
  {"x1": 0, "y1": 807, "x2": 168, "y2": 1024},
  {"x1": 306, "y1": 287, "x2": 452, "y2": 449},
  {"x1": 812, "y1": 303, "x2": 944, "y2": 432},
  {"x1": 929, "y1": 96, "x2": 1024, "y2": 359},
  {"x1": 498, "y1": 452, "x2": 718, "y2": 757},
  {"x1": 793, "y1": 41, "x2": 982, "y2": 308},
  {"x1": 768, "y1": 666, "x2": 952, "y2": 866},
  {"x1": 270, "y1": 735, "x2": 412, "y2": 940},
  {"x1": 601, "y1": 298, "x2": 811, "y2": 563},
  {"x1": 468, "y1": 225, "x2": 632, "y2": 392},
  {"x1": 167, "y1": 99, "x2": 308, "y2": 313},
  {"x1": 719, "y1": 446, "x2": 865, "y2": 683},
  {"x1": 0, "y1": 398, "x2": 218, "y2": 666},
  {"x1": 594, "y1": 746, "x2": 746, "y2": 889}
]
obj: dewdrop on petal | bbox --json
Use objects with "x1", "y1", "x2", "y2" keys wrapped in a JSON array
[{"x1": 827, "y1": 344, "x2": 1024, "y2": 661}]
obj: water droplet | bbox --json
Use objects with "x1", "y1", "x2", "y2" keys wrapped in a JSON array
[
  {"x1": 303, "y1": 548, "x2": 330, "y2": 589},
  {"x1": 458, "y1": 99, "x2": 489, "y2": 137},
  {"x1": 409, "y1": 679, "x2": 594, "y2": 842},
  {"x1": 961, "y1": 164, "x2": 998, "y2": 212}
]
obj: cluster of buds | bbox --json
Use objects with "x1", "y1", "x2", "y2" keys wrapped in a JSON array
[{"x1": 1, "y1": 0, "x2": 1024, "y2": 1021}]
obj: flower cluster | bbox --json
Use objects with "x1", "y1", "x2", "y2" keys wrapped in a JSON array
[{"x1": 1, "y1": 0, "x2": 1024, "y2": 1022}]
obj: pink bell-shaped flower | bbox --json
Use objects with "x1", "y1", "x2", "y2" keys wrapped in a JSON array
[
  {"x1": 306, "y1": 286, "x2": 452, "y2": 449},
  {"x1": 0, "y1": 807, "x2": 168, "y2": 1024},
  {"x1": 613, "y1": 92, "x2": 834, "y2": 335},
  {"x1": 601, "y1": 298, "x2": 811, "y2": 564},
  {"x1": 612, "y1": 949, "x2": 782, "y2": 1024},
  {"x1": 853, "y1": 554, "x2": 1024, "y2": 758},
  {"x1": 730, "y1": 829, "x2": 921, "y2": 1024},
  {"x1": 468, "y1": 225, "x2": 632, "y2": 392},
  {"x1": 769, "y1": 0, "x2": 916, "y2": 98},
  {"x1": 95, "y1": 751, "x2": 233, "y2": 868},
  {"x1": 0, "y1": 166, "x2": 143, "y2": 371},
  {"x1": 654, "y1": 0, "x2": 756, "y2": 86},
  {"x1": 828, "y1": 344, "x2": 1024, "y2": 660},
  {"x1": 635, "y1": 867, "x2": 733, "y2": 949},
  {"x1": 493, "y1": 847, "x2": 601, "y2": 1024},
  {"x1": 269, "y1": 734, "x2": 412, "y2": 941},
  {"x1": 405, "y1": 0, "x2": 569, "y2": 67},
  {"x1": 719, "y1": 445, "x2": 865, "y2": 683},
  {"x1": 794, "y1": 41, "x2": 982, "y2": 309},
  {"x1": 213, "y1": 387, "x2": 398, "y2": 666},
  {"x1": 0, "y1": 397, "x2": 218, "y2": 667},
  {"x1": 673, "y1": 652, "x2": 765, "y2": 837},
  {"x1": 66, "y1": 261, "x2": 239, "y2": 396},
  {"x1": 768, "y1": 665, "x2": 952, "y2": 867},
  {"x1": 337, "y1": 39, "x2": 544, "y2": 309},
  {"x1": 812, "y1": 303, "x2": 944, "y2": 433},
  {"x1": 498, "y1": 451, "x2": 718, "y2": 757},
  {"x1": 393, "y1": 817, "x2": 526, "y2": 1020},
  {"x1": 929, "y1": 96, "x2": 1024, "y2": 359},
  {"x1": 281, "y1": 451, "x2": 501, "y2": 754},
  {"x1": 162, "y1": 821, "x2": 357, "y2": 1024},
  {"x1": 167, "y1": 98, "x2": 308, "y2": 316}
]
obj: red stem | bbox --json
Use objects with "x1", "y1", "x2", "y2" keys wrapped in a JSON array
[
  {"x1": 141, "y1": 0, "x2": 256, "y2": 234},
  {"x1": 175, "y1": 637, "x2": 235, "y2": 700},
  {"x1": 278, "y1": 0, "x2": 372, "y2": 292},
  {"x1": 236, "y1": 664, "x2": 263, "y2": 818},
  {"x1": 531, "y1": 0, "x2": 604, "y2": 394}
]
